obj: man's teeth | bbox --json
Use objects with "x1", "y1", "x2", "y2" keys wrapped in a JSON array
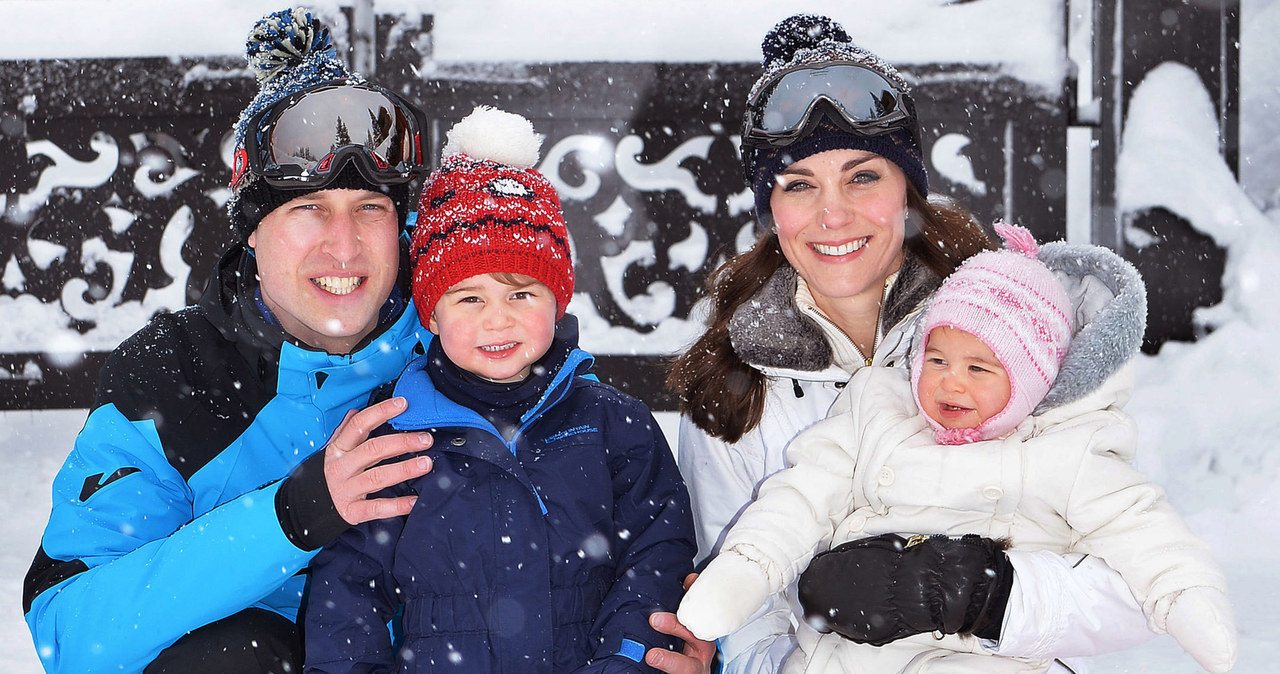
[
  {"x1": 813, "y1": 238, "x2": 868, "y2": 256},
  {"x1": 480, "y1": 343, "x2": 517, "y2": 353},
  {"x1": 313, "y1": 276, "x2": 363, "y2": 295}
]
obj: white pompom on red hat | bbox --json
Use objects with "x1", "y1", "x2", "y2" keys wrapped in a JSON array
[
  {"x1": 411, "y1": 106, "x2": 574, "y2": 325},
  {"x1": 439, "y1": 105, "x2": 545, "y2": 169}
]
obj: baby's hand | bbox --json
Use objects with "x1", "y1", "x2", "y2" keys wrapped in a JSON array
[
  {"x1": 675, "y1": 551, "x2": 771, "y2": 642},
  {"x1": 1164, "y1": 587, "x2": 1237, "y2": 673}
]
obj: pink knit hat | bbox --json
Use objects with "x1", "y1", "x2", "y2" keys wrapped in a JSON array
[{"x1": 911, "y1": 223, "x2": 1075, "y2": 444}]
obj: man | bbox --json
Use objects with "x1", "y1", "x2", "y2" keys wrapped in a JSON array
[{"x1": 22, "y1": 9, "x2": 434, "y2": 672}]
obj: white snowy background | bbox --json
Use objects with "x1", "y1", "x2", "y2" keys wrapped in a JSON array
[{"x1": 2, "y1": 1, "x2": 1279, "y2": 672}]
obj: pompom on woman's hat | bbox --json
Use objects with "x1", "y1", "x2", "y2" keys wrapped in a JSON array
[
  {"x1": 744, "y1": 14, "x2": 929, "y2": 222},
  {"x1": 411, "y1": 106, "x2": 575, "y2": 326},
  {"x1": 226, "y1": 8, "x2": 411, "y2": 238},
  {"x1": 911, "y1": 223, "x2": 1075, "y2": 444}
]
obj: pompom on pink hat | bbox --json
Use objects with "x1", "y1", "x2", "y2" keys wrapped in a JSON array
[{"x1": 911, "y1": 223, "x2": 1075, "y2": 444}]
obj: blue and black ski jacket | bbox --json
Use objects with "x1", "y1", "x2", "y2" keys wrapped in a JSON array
[{"x1": 22, "y1": 243, "x2": 428, "y2": 673}]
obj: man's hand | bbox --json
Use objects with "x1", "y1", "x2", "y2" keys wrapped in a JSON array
[
  {"x1": 646, "y1": 574, "x2": 716, "y2": 674},
  {"x1": 324, "y1": 396, "x2": 434, "y2": 525}
]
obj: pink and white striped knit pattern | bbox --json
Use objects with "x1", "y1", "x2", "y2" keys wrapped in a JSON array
[{"x1": 912, "y1": 223, "x2": 1075, "y2": 442}]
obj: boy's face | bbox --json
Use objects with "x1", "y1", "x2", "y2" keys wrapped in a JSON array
[
  {"x1": 428, "y1": 273, "x2": 557, "y2": 383},
  {"x1": 916, "y1": 326, "x2": 1012, "y2": 431}
]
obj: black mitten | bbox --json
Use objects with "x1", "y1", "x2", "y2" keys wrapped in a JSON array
[{"x1": 797, "y1": 533, "x2": 1013, "y2": 646}]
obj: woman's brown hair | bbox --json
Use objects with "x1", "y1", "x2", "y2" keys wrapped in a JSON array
[{"x1": 666, "y1": 187, "x2": 994, "y2": 442}]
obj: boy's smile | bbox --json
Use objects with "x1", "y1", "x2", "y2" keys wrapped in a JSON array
[{"x1": 428, "y1": 273, "x2": 558, "y2": 383}]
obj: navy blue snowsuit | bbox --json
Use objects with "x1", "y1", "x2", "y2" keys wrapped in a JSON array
[{"x1": 304, "y1": 319, "x2": 696, "y2": 673}]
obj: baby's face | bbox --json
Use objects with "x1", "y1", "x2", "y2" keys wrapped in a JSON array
[
  {"x1": 429, "y1": 273, "x2": 557, "y2": 383},
  {"x1": 916, "y1": 326, "x2": 1011, "y2": 431}
]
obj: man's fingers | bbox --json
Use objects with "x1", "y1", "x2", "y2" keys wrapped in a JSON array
[
  {"x1": 646, "y1": 612, "x2": 715, "y2": 674},
  {"x1": 342, "y1": 494, "x2": 420, "y2": 525},
  {"x1": 357, "y1": 430, "x2": 435, "y2": 468},
  {"x1": 356, "y1": 454, "x2": 434, "y2": 495},
  {"x1": 328, "y1": 397, "x2": 409, "y2": 455},
  {"x1": 330, "y1": 444, "x2": 432, "y2": 525},
  {"x1": 330, "y1": 428, "x2": 433, "y2": 482},
  {"x1": 649, "y1": 611, "x2": 698, "y2": 644},
  {"x1": 644, "y1": 646, "x2": 695, "y2": 674}
]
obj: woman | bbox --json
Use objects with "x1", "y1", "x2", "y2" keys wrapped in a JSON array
[{"x1": 663, "y1": 13, "x2": 1155, "y2": 674}]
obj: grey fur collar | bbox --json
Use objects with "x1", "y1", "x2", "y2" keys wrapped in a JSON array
[
  {"x1": 1034, "y1": 241, "x2": 1147, "y2": 412},
  {"x1": 728, "y1": 252, "x2": 941, "y2": 371}
]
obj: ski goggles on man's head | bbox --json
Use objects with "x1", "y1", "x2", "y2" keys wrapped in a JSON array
[
  {"x1": 742, "y1": 63, "x2": 916, "y2": 149},
  {"x1": 232, "y1": 81, "x2": 428, "y2": 191}
]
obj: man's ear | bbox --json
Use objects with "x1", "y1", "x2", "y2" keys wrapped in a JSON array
[{"x1": 427, "y1": 310, "x2": 439, "y2": 334}]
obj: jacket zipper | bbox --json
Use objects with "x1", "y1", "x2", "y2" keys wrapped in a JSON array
[{"x1": 802, "y1": 277, "x2": 891, "y2": 368}]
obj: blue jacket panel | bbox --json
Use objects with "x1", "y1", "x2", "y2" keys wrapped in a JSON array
[
  {"x1": 304, "y1": 349, "x2": 697, "y2": 674},
  {"x1": 23, "y1": 244, "x2": 428, "y2": 673}
]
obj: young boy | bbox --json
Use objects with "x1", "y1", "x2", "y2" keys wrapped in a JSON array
[
  {"x1": 304, "y1": 106, "x2": 696, "y2": 673},
  {"x1": 676, "y1": 225, "x2": 1237, "y2": 673}
]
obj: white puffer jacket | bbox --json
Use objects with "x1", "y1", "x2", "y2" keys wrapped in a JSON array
[
  {"x1": 730, "y1": 362, "x2": 1233, "y2": 673},
  {"x1": 678, "y1": 254, "x2": 931, "y2": 672},
  {"x1": 678, "y1": 245, "x2": 1170, "y2": 674}
]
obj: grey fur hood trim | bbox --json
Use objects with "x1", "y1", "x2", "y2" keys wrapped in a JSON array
[
  {"x1": 1034, "y1": 241, "x2": 1147, "y2": 412},
  {"x1": 729, "y1": 253, "x2": 942, "y2": 371},
  {"x1": 908, "y1": 241, "x2": 1147, "y2": 414}
]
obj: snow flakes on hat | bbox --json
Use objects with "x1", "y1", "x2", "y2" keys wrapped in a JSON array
[
  {"x1": 226, "y1": 7, "x2": 367, "y2": 238},
  {"x1": 412, "y1": 106, "x2": 575, "y2": 325}
]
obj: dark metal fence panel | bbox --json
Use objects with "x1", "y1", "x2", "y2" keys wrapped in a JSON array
[{"x1": 1, "y1": 16, "x2": 1068, "y2": 412}]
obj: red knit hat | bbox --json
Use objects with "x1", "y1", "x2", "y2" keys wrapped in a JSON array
[
  {"x1": 911, "y1": 223, "x2": 1075, "y2": 444},
  {"x1": 412, "y1": 106, "x2": 575, "y2": 324}
]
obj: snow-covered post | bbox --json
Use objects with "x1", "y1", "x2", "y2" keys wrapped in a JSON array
[
  {"x1": 1093, "y1": 0, "x2": 1239, "y2": 351},
  {"x1": 349, "y1": 0, "x2": 376, "y2": 76}
]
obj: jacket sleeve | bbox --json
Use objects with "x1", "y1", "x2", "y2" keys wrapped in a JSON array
[
  {"x1": 989, "y1": 550, "x2": 1154, "y2": 659},
  {"x1": 679, "y1": 401, "x2": 863, "y2": 639},
  {"x1": 580, "y1": 403, "x2": 697, "y2": 672},
  {"x1": 304, "y1": 512, "x2": 405, "y2": 674},
  {"x1": 714, "y1": 597, "x2": 799, "y2": 674},
  {"x1": 673, "y1": 400, "x2": 812, "y2": 673},
  {"x1": 1065, "y1": 418, "x2": 1228, "y2": 622},
  {"x1": 23, "y1": 402, "x2": 318, "y2": 674},
  {"x1": 992, "y1": 405, "x2": 1215, "y2": 661},
  {"x1": 676, "y1": 415, "x2": 773, "y2": 566}
]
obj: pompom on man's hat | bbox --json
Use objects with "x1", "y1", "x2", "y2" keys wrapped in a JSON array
[
  {"x1": 744, "y1": 14, "x2": 929, "y2": 223},
  {"x1": 411, "y1": 106, "x2": 575, "y2": 325},
  {"x1": 226, "y1": 8, "x2": 410, "y2": 238},
  {"x1": 911, "y1": 223, "x2": 1075, "y2": 444}
]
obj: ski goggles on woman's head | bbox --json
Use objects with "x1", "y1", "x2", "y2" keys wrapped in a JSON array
[
  {"x1": 742, "y1": 63, "x2": 916, "y2": 149},
  {"x1": 232, "y1": 81, "x2": 428, "y2": 190}
]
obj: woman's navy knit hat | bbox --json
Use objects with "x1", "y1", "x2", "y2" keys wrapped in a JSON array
[{"x1": 743, "y1": 14, "x2": 929, "y2": 224}]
